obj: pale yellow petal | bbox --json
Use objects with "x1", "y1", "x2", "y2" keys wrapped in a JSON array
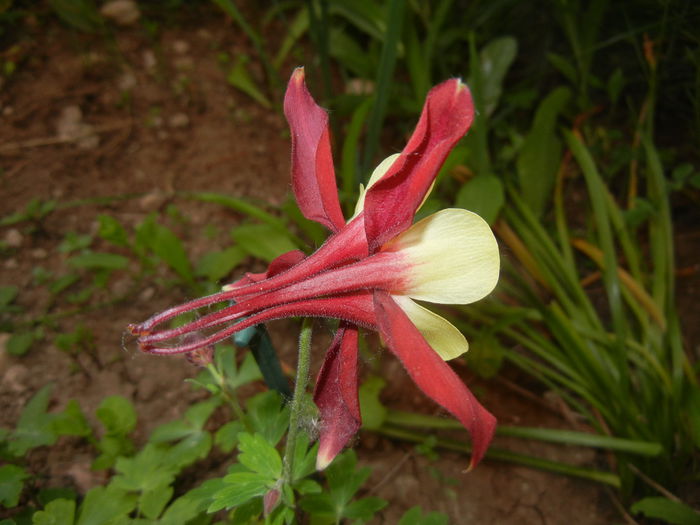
[
  {"x1": 352, "y1": 153, "x2": 400, "y2": 219},
  {"x1": 392, "y1": 295, "x2": 468, "y2": 360},
  {"x1": 385, "y1": 208, "x2": 500, "y2": 304}
]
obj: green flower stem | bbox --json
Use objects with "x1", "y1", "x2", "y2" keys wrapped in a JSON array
[
  {"x1": 206, "y1": 363, "x2": 251, "y2": 432},
  {"x1": 283, "y1": 317, "x2": 313, "y2": 485}
]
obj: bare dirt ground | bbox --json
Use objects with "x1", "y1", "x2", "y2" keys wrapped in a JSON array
[{"x1": 3, "y1": 7, "x2": 684, "y2": 523}]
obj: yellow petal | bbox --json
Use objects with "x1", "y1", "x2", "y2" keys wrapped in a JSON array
[
  {"x1": 352, "y1": 153, "x2": 400, "y2": 219},
  {"x1": 385, "y1": 208, "x2": 499, "y2": 304},
  {"x1": 392, "y1": 295, "x2": 468, "y2": 360}
]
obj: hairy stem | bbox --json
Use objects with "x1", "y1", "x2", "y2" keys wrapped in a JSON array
[{"x1": 282, "y1": 318, "x2": 313, "y2": 485}]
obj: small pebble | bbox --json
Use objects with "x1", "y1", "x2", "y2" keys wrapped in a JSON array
[
  {"x1": 172, "y1": 40, "x2": 190, "y2": 54},
  {"x1": 31, "y1": 248, "x2": 48, "y2": 259},
  {"x1": 100, "y1": 0, "x2": 140, "y2": 26},
  {"x1": 168, "y1": 113, "x2": 189, "y2": 128},
  {"x1": 4, "y1": 228, "x2": 22, "y2": 248}
]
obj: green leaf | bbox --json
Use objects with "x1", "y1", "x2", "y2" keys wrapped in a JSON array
[
  {"x1": 8, "y1": 385, "x2": 57, "y2": 456},
  {"x1": 49, "y1": 274, "x2": 80, "y2": 295},
  {"x1": 230, "y1": 351, "x2": 263, "y2": 389},
  {"x1": 343, "y1": 497, "x2": 387, "y2": 520},
  {"x1": 52, "y1": 400, "x2": 92, "y2": 437},
  {"x1": 455, "y1": 174, "x2": 504, "y2": 225},
  {"x1": 97, "y1": 215, "x2": 129, "y2": 247},
  {"x1": 68, "y1": 252, "x2": 129, "y2": 270},
  {"x1": 7, "y1": 332, "x2": 35, "y2": 356},
  {"x1": 237, "y1": 433, "x2": 282, "y2": 480},
  {"x1": 158, "y1": 479, "x2": 223, "y2": 525},
  {"x1": 76, "y1": 486, "x2": 136, "y2": 525},
  {"x1": 164, "y1": 432, "x2": 212, "y2": 470},
  {"x1": 686, "y1": 385, "x2": 700, "y2": 448},
  {"x1": 547, "y1": 52, "x2": 577, "y2": 85},
  {"x1": 0, "y1": 465, "x2": 29, "y2": 508},
  {"x1": 58, "y1": 232, "x2": 92, "y2": 254},
  {"x1": 359, "y1": 376, "x2": 387, "y2": 430},
  {"x1": 112, "y1": 444, "x2": 177, "y2": 493},
  {"x1": 631, "y1": 497, "x2": 700, "y2": 525},
  {"x1": 195, "y1": 246, "x2": 246, "y2": 281},
  {"x1": 230, "y1": 224, "x2": 298, "y2": 262},
  {"x1": 96, "y1": 396, "x2": 136, "y2": 436},
  {"x1": 247, "y1": 392, "x2": 289, "y2": 446},
  {"x1": 475, "y1": 36, "x2": 518, "y2": 117},
  {"x1": 398, "y1": 506, "x2": 449, "y2": 525},
  {"x1": 32, "y1": 498, "x2": 76, "y2": 524},
  {"x1": 49, "y1": 0, "x2": 102, "y2": 33},
  {"x1": 209, "y1": 472, "x2": 270, "y2": 512},
  {"x1": 516, "y1": 86, "x2": 570, "y2": 216},
  {"x1": 139, "y1": 485, "x2": 173, "y2": 520},
  {"x1": 298, "y1": 493, "x2": 335, "y2": 516},
  {"x1": 226, "y1": 55, "x2": 271, "y2": 109},
  {"x1": 215, "y1": 421, "x2": 244, "y2": 454},
  {"x1": 150, "y1": 224, "x2": 193, "y2": 282},
  {"x1": 292, "y1": 432, "x2": 318, "y2": 482},
  {"x1": 325, "y1": 450, "x2": 372, "y2": 513},
  {"x1": 0, "y1": 286, "x2": 18, "y2": 308}
]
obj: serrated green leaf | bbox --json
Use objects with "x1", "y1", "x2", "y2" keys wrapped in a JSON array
[
  {"x1": 237, "y1": 433, "x2": 282, "y2": 480},
  {"x1": 112, "y1": 444, "x2": 177, "y2": 492},
  {"x1": 0, "y1": 465, "x2": 29, "y2": 508},
  {"x1": 631, "y1": 497, "x2": 700, "y2": 525},
  {"x1": 343, "y1": 497, "x2": 387, "y2": 520},
  {"x1": 298, "y1": 493, "x2": 335, "y2": 516},
  {"x1": 158, "y1": 479, "x2": 223, "y2": 525},
  {"x1": 76, "y1": 486, "x2": 136, "y2": 525},
  {"x1": 139, "y1": 485, "x2": 173, "y2": 520},
  {"x1": 292, "y1": 432, "x2": 318, "y2": 482},
  {"x1": 230, "y1": 351, "x2": 263, "y2": 389},
  {"x1": 215, "y1": 421, "x2": 244, "y2": 453},
  {"x1": 96, "y1": 396, "x2": 136, "y2": 436},
  {"x1": 8, "y1": 385, "x2": 57, "y2": 456},
  {"x1": 325, "y1": 450, "x2": 371, "y2": 510},
  {"x1": 247, "y1": 392, "x2": 289, "y2": 446},
  {"x1": 209, "y1": 472, "x2": 269, "y2": 512},
  {"x1": 230, "y1": 224, "x2": 298, "y2": 263},
  {"x1": 455, "y1": 175, "x2": 504, "y2": 225},
  {"x1": 32, "y1": 498, "x2": 76, "y2": 524},
  {"x1": 68, "y1": 252, "x2": 129, "y2": 270},
  {"x1": 164, "y1": 432, "x2": 212, "y2": 469},
  {"x1": 295, "y1": 479, "x2": 322, "y2": 495}
]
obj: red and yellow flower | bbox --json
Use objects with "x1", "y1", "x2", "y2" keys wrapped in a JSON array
[{"x1": 129, "y1": 68, "x2": 499, "y2": 470}]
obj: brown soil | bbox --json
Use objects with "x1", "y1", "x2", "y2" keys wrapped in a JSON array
[{"x1": 0, "y1": 9, "x2": 644, "y2": 525}]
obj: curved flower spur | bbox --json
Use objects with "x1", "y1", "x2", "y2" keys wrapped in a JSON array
[{"x1": 129, "y1": 68, "x2": 500, "y2": 470}]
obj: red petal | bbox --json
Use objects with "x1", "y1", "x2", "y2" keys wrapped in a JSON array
[
  {"x1": 373, "y1": 291, "x2": 496, "y2": 468},
  {"x1": 140, "y1": 292, "x2": 376, "y2": 354},
  {"x1": 314, "y1": 323, "x2": 361, "y2": 469},
  {"x1": 227, "y1": 249, "x2": 306, "y2": 288},
  {"x1": 284, "y1": 68, "x2": 345, "y2": 232},
  {"x1": 364, "y1": 79, "x2": 474, "y2": 252}
]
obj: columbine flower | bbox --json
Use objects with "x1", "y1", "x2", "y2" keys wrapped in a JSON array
[{"x1": 129, "y1": 68, "x2": 499, "y2": 470}]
